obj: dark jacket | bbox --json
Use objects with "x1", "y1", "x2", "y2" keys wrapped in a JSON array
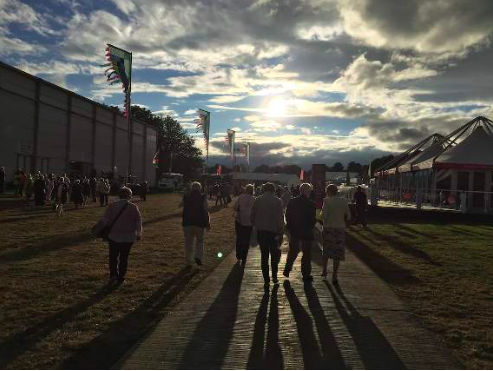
[
  {"x1": 182, "y1": 191, "x2": 209, "y2": 228},
  {"x1": 354, "y1": 190, "x2": 368, "y2": 209},
  {"x1": 285, "y1": 194, "x2": 316, "y2": 240}
]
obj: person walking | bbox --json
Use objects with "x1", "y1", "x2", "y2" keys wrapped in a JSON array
[
  {"x1": 353, "y1": 186, "x2": 368, "y2": 226},
  {"x1": 33, "y1": 174, "x2": 46, "y2": 206},
  {"x1": 251, "y1": 182, "x2": 284, "y2": 286},
  {"x1": 182, "y1": 182, "x2": 211, "y2": 267},
  {"x1": 139, "y1": 180, "x2": 148, "y2": 201},
  {"x1": 281, "y1": 186, "x2": 291, "y2": 212},
  {"x1": 19, "y1": 170, "x2": 27, "y2": 198},
  {"x1": 0, "y1": 166, "x2": 5, "y2": 194},
  {"x1": 82, "y1": 177, "x2": 91, "y2": 206},
  {"x1": 90, "y1": 177, "x2": 97, "y2": 203},
  {"x1": 25, "y1": 174, "x2": 34, "y2": 205},
  {"x1": 55, "y1": 177, "x2": 69, "y2": 216},
  {"x1": 214, "y1": 182, "x2": 222, "y2": 207},
  {"x1": 103, "y1": 179, "x2": 111, "y2": 206},
  {"x1": 98, "y1": 186, "x2": 142, "y2": 283},
  {"x1": 233, "y1": 184, "x2": 255, "y2": 266},
  {"x1": 45, "y1": 174, "x2": 54, "y2": 203},
  {"x1": 71, "y1": 179, "x2": 84, "y2": 209},
  {"x1": 283, "y1": 183, "x2": 317, "y2": 282},
  {"x1": 97, "y1": 178, "x2": 106, "y2": 206},
  {"x1": 321, "y1": 184, "x2": 351, "y2": 285}
]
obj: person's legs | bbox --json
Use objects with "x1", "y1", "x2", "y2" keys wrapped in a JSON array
[
  {"x1": 358, "y1": 206, "x2": 367, "y2": 226},
  {"x1": 99, "y1": 193, "x2": 104, "y2": 206},
  {"x1": 257, "y1": 231, "x2": 271, "y2": 283},
  {"x1": 194, "y1": 226, "x2": 205, "y2": 263},
  {"x1": 183, "y1": 226, "x2": 194, "y2": 264},
  {"x1": 108, "y1": 240, "x2": 118, "y2": 278},
  {"x1": 235, "y1": 221, "x2": 242, "y2": 261},
  {"x1": 322, "y1": 253, "x2": 329, "y2": 277},
  {"x1": 117, "y1": 242, "x2": 133, "y2": 281},
  {"x1": 332, "y1": 258, "x2": 340, "y2": 283},
  {"x1": 269, "y1": 234, "x2": 281, "y2": 283},
  {"x1": 300, "y1": 239, "x2": 312, "y2": 279},
  {"x1": 241, "y1": 225, "x2": 253, "y2": 263},
  {"x1": 284, "y1": 235, "x2": 300, "y2": 276}
]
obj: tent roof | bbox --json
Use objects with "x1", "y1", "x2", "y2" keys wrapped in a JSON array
[{"x1": 434, "y1": 126, "x2": 493, "y2": 169}]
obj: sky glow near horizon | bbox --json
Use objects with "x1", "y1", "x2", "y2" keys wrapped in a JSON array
[{"x1": 2, "y1": 0, "x2": 493, "y2": 169}]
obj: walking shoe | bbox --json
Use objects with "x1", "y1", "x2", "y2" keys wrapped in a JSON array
[
  {"x1": 195, "y1": 258, "x2": 203, "y2": 266},
  {"x1": 272, "y1": 277, "x2": 279, "y2": 285},
  {"x1": 332, "y1": 277, "x2": 339, "y2": 285},
  {"x1": 302, "y1": 275, "x2": 314, "y2": 282},
  {"x1": 283, "y1": 269, "x2": 290, "y2": 278}
]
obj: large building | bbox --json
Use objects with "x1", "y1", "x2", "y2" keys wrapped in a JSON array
[{"x1": 0, "y1": 61, "x2": 157, "y2": 185}]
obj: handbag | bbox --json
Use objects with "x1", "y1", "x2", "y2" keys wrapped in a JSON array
[{"x1": 92, "y1": 202, "x2": 129, "y2": 241}]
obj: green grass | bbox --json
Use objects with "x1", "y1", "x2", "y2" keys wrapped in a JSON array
[
  {"x1": 0, "y1": 194, "x2": 235, "y2": 369},
  {"x1": 346, "y1": 217, "x2": 493, "y2": 369}
]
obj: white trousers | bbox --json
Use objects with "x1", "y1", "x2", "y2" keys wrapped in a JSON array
[{"x1": 183, "y1": 226, "x2": 205, "y2": 263}]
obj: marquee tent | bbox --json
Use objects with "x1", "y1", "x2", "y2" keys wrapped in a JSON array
[{"x1": 374, "y1": 116, "x2": 493, "y2": 212}]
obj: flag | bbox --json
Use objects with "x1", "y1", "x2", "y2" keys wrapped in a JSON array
[
  {"x1": 246, "y1": 142, "x2": 250, "y2": 167},
  {"x1": 103, "y1": 44, "x2": 132, "y2": 117},
  {"x1": 300, "y1": 169, "x2": 305, "y2": 181},
  {"x1": 217, "y1": 165, "x2": 222, "y2": 175},
  {"x1": 227, "y1": 129, "x2": 235, "y2": 161},
  {"x1": 152, "y1": 149, "x2": 160, "y2": 165},
  {"x1": 194, "y1": 109, "x2": 210, "y2": 157}
]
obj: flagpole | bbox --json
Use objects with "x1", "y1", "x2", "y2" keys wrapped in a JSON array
[{"x1": 127, "y1": 51, "x2": 132, "y2": 186}]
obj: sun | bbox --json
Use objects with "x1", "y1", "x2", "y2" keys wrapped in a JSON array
[{"x1": 266, "y1": 97, "x2": 287, "y2": 117}]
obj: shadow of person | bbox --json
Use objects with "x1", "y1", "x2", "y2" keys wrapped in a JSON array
[
  {"x1": 247, "y1": 285, "x2": 283, "y2": 370},
  {"x1": 325, "y1": 282, "x2": 406, "y2": 370},
  {"x1": 178, "y1": 265, "x2": 244, "y2": 369},
  {"x1": 265, "y1": 284, "x2": 283, "y2": 369},
  {"x1": 0, "y1": 282, "x2": 119, "y2": 369},
  {"x1": 283, "y1": 280, "x2": 323, "y2": 369},
  {"x1": 246, "y1": 287, "x2": 270, "y2": 369},
  {"x1": 303, "y1": 283, "x2": 346, "y2": 369}
]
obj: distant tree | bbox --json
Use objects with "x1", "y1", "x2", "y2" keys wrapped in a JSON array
[
  {"x1": 253, "y1": 164, "x2": 271, "y2": 173},
  {"x1": 347, "y1": 161, "x2": 363, "y2": 173},
  {"x1": 371, "y1": 155, "x2": 395, "y2": 175},
  {"x1": 329, "y1": 162, "x2": 344, "y2": 172},
  {"x1": 130, "y1": 106, "x2": 203, "y2": 179}
]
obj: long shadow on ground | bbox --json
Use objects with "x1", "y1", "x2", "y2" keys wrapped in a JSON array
[
  {"x1": 60, "y1": 267, "x2": 197, "y2": 369},
  {"x1": 0, "y1": 283, "x2": 119, "y2": 369},
  {"x1": 178, "y1": 265, "x2": 244, "y2": 369},
  {"x1": 247, "y1": 285, "x2": 283, "y2": 370},
  {"x1": 324, "y1": 282, "x2": 406, "y2": 370}
]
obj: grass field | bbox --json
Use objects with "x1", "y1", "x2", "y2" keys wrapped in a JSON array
[
  {"x1": 0, "y1": 194, "x2": 235, "y2": 369},
  {"x1": 345, "y1": 210, "x2": 493, "y2": 369}
]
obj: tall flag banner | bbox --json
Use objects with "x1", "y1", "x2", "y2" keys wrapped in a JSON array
[
  {"x1": 152, "y1": 149, "x2": 160, "y2": 165},
  {"x1": 216, "y1": 165, "x2": 222, "y2": 175},
  {"x1": 300, "y1": 169, "x2": 305, "y2": 181},
  {"x1": 194, "y1": 109, "x2": 211, "y2": 159},
  {"x1": 102, "y1": 44, "x2": 132, "y2": 117},
  {"x1": 246, "y1": 142, "x2": 250, "y2": 168},
  {"x1": 227, "y1": 129, "x2": 235, "y2": 161}
]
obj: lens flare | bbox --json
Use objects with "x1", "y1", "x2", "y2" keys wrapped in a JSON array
[{"x1": 217, "y1": 252, "x2": 223, "y2": 258}]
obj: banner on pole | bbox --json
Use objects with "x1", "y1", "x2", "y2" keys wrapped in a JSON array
[
  {"x1": 194, "y1": 109, "x2": 210, "y2": 157},
  {"x1": 227, "y1": 129, "x2": 235, "y2": 161},
  {"x1": 311, "y1": 164, "x2": 326, "y2": 209},
  {"x1": 102, "y1": 44, "x2": 132, "y2": 117}
]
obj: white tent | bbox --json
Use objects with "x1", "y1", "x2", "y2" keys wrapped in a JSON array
[{"x1": 434, "y1": 126, "x2": 493, "y2": 170}]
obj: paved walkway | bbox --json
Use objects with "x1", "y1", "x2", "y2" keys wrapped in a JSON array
[{"x1": 115, "y1": 236, "x2": 458, "y2": 369}]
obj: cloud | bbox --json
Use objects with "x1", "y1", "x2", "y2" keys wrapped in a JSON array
[
  {"x1": 153, "y1": 106, "x2": 178, "y2": 117},
  {"x1": 0, "y1": 0, "x2": 56, "y2": 36},
  {"x1": 338, "y1": 0, "x2": 493, "y2": 54}
]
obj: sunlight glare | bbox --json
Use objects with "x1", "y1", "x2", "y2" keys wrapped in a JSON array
[{"x1": 266, "y1": 97, "x2": 287, "y2": 117}]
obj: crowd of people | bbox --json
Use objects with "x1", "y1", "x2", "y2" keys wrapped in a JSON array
[
  {"x1": 4, "y1": 168, "x2": 149, "y2": 216},
  {"x1": 178, "y1": 180, "x2": 368, "y2": 288}
]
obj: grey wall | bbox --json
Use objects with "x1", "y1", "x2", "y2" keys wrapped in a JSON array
[{"x1": 0, "y1": 62, "x2": 157, "y2": 185}]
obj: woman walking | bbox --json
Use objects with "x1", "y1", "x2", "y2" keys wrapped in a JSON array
[
  {"x1": 233, "y1": 184, "x2": 255, "y2": 266},
  {"x1": 321, "y1": 184, "x2": 351, "y2": 285},
  {"x1": 98, "y1": 187, "x2": 142, "y2": 283},
  {"x1": 56, "y1": 176, "x2": 68, "y2": 217},
  {"x1": 71, "y1": 179, "x2": 84, "y2": 209},
  {"x1": 33, "y1": 174, "x2": 46, "y2": 207},
  {"x1": 45, "y1": 174, "x2": 55, "y2": 203},
  {"x1": 82, "y1": 177, "x2": 91, "y2": 206}
]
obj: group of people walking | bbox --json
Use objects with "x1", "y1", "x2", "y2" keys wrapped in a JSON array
[
  {"x1": 92, "y1": 180, "x2": 367, "y2": 286},
  {"x1": 182, "y1": 180, "x2": 368, "y2": 286}
]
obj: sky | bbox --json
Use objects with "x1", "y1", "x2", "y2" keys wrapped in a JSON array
[{"x1": 2, "y1": 0, "x2": 493, "y2": 170}]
